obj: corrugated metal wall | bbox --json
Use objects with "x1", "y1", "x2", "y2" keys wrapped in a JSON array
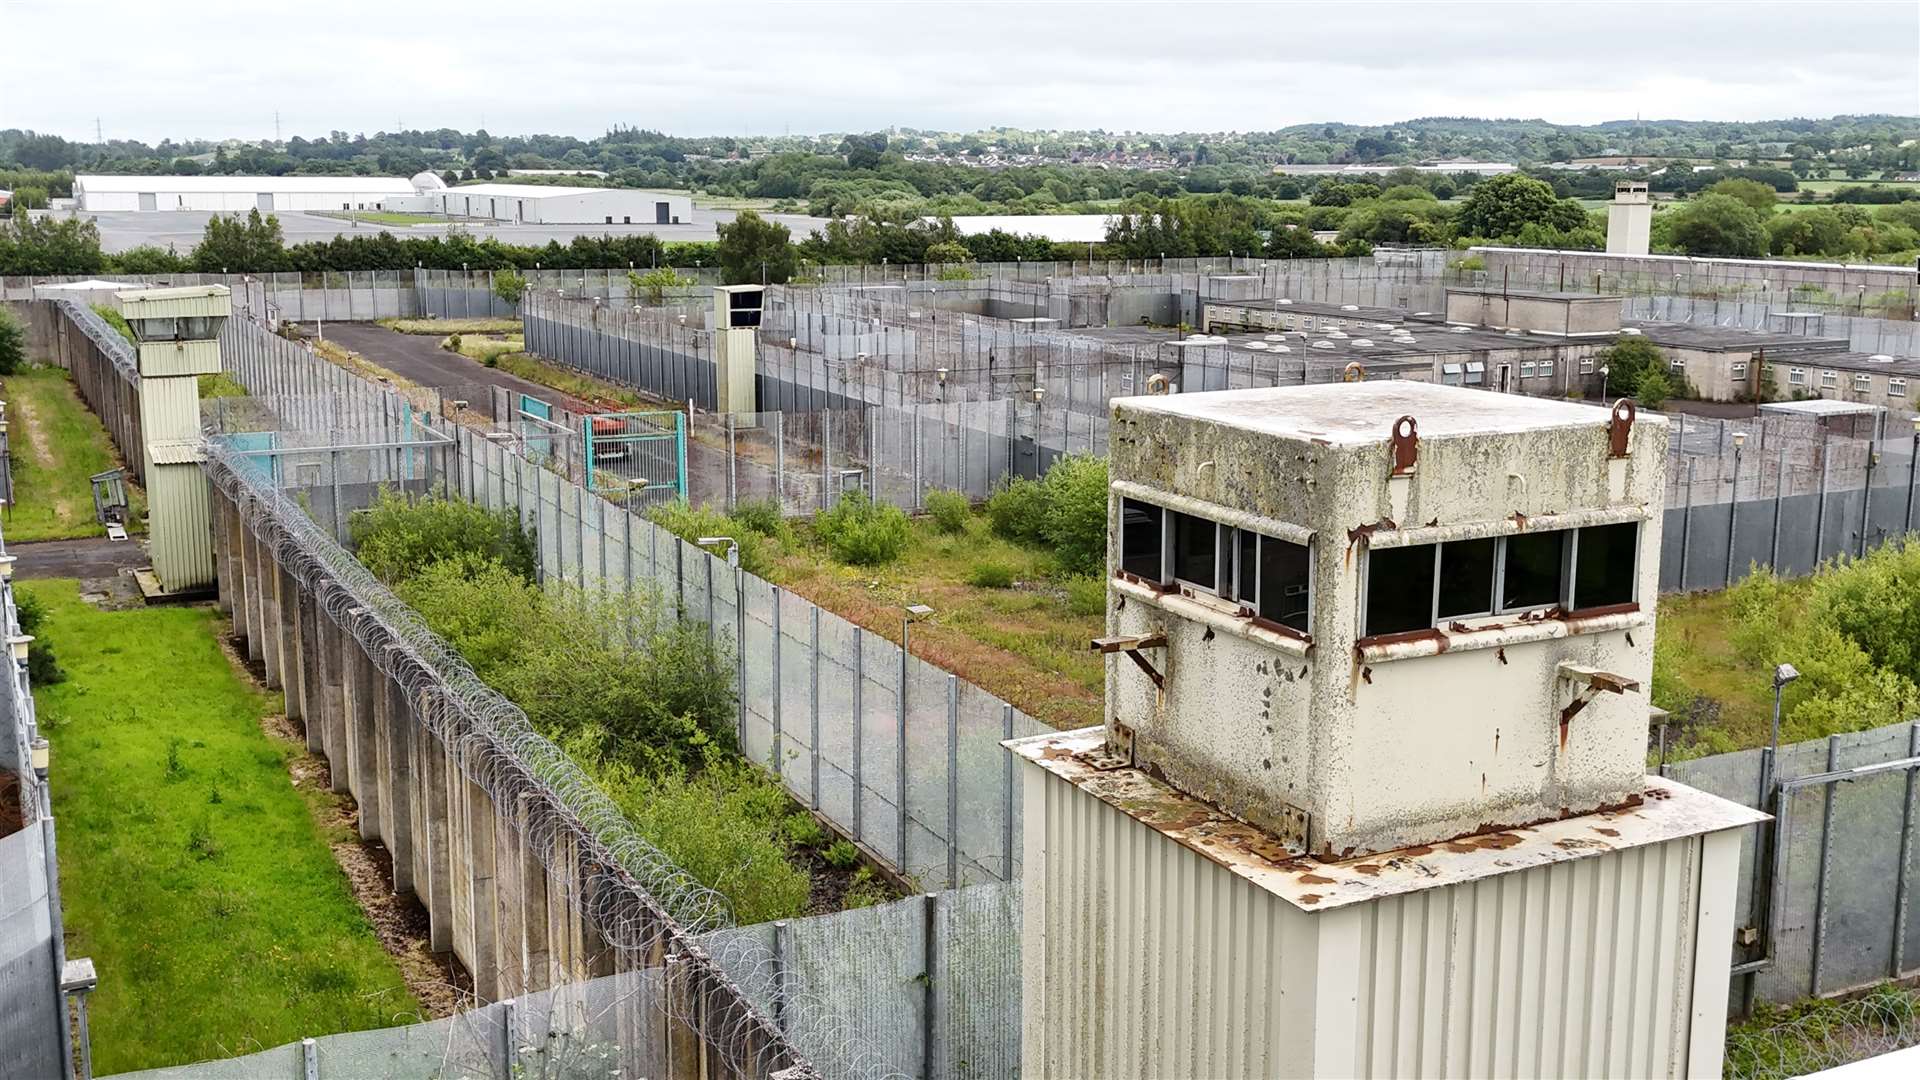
[
  {"x1": 149, "y1": 466, "x2": 215, "y2": 590},
  {"x1": 1350, "y1": 836, "x2": 1702, "y2": 1079},
  {"x1": 1024, "y1": 765, "x2": 1740, "y2": 1080}
]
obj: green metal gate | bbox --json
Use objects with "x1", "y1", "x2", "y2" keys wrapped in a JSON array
[{"x1": 582, "y1": 410, "x2": 686, "y2": 505}]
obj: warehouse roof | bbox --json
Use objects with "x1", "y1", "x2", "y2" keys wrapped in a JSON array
[
  {"x1": 76, "y1": 174, "x2": 413, "y2": 193},
  {"x1": 442, "y1": 183, "x2": 685, "y2": 200},
  {"x1": 923, "y1": 214, "x2": 1117, "y2": 244}
]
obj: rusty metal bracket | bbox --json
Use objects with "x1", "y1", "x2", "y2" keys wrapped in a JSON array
[
  {"x1": 1557, "y1": 662, "x2": 1640, "y2": 726},
  {"x1": 1608, "y1": 398, "x2": 1636, "y2": 458},
  {"x1": 1093, "y1": 633, "x2": 1168, "y2": 689},
  {"x1": 1389, "y1": 415, "x2": 1419, "y2": 476}
]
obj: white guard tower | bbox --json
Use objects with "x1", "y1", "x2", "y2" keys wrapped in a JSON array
[
  {"x1": 1011, "y1": 381, "x2": 1764, "y2": 1078},
  {"x1": 1607, "y1": 180, "x2": 1654, "y2": 255},
  {"x1": 712, "y1": 284, "x2": 762, "y2": 414},
  {"x1": 116, "y1": 285, "x2": 229, "y2": 594}
]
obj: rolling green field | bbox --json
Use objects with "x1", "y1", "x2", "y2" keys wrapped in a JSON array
[
  {"x1": 25, "y1": 582, "x2": 420, "y2": 1072},
  {"x1": 1, "y1": 365, "x2": 146, "y2": 541}
]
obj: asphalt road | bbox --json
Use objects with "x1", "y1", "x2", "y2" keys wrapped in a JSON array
[
  {"x1": 318, "y1": 323, "x2": 594, "y2": 414},
  {"x1": 66, "y1": 207, "x2": 832, "y2": 254},
  {"x1": 11, "y1": 537, "x2": 151, "y2": 580}
]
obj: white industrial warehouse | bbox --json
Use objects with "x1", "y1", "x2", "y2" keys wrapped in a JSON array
[
  {"x1": 74, "y1": 174, "x2": 416, "y2": 213},
  {"x1": 424, "y1": 183, "x2": 693, "y2": 225}
]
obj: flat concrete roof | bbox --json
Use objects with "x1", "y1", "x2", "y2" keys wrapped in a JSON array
[
  {"x1": 1205, "y1": 296, "x2": 1409, "y2": 323},
  {"x1": 1760, "y1": 398, "x2": 1889, "y2": 417},
  {"x1": 1114, "y1": 380, "x2": 1630, "y2": 445},
  {"x1": 1060, "y1": 323, "x2": 1546, "y2": 364},
  {"x1": 1447, "y1": 286, "x2": 1626, "y2": 302},
  {"x1": 1010, "y1": 727, "x2": 1765, "y2": 911},
  {"x1": 1790, "y1": 353, "x2": 1920, "y2": 377},
  {"x1": 1626, "y1": 321, "x2": 1852, "y2": 354}
]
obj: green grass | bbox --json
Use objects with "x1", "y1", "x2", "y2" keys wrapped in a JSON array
[
  {"x1": 2, "y1": 365, "x2": 147, "y2": 541},
  {"x1": 446, "y1": 334, "x2": 524, "y2": 365},
  {"x1": 378, "y1": 317, "x2": 523, "y2": 335},
  {"x1": 771, "y1": 510, "x2": 1106, "y2": 729},
  {"x1": 24, "y1": 581, "x2": 420, "y2": 1071},
  {"x1": 490, "y1": 351, "x2": 653, "y2": 409},
  {"x1": 1724, "y1": 981, "x2": 1920, "y2": 1080},
  {"x1": 1796, "y1": 178, "x2": 1920, "y2": 193},
  {"x1": 1651, "y1": 590, "x2": 1777, "y2": 759}
]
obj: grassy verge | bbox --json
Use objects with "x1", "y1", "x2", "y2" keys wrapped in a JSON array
[
  {"x1": 1724, "y1": 981, "x2": 1920, "y2": 1080},
  {"x1": 445, "y1": 333, "x2": 524, "y2": 365},
  {"x1": 775, "y1": 514, "x2": 1105, "y2": 729},
  {"x1": 310, "y1": 335, "x2": 419, "y2": 389},
  {"x1": 490, "y1": 351, "x2": 655, "y2": 409},
  {"x1": 2, "y1": 364, "x2": 147, "y2": 541},
  {"x1": 1654, "y1": 541, "x2": 1920, "y2": 759},
  {"x1": 378, "y1": 318, "x2": 523, "y2": 335},
  {"x1": 24, "y1": 581, "x2": 419, "y2": 1072}
]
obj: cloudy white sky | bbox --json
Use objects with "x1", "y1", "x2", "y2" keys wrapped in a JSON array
[{"x1": 4, "y1": 1, "x2": 1916, "y2": 143}]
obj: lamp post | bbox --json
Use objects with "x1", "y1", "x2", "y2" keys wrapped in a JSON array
[
  {"x1": 1769, "y1": 662, "x2": 1800, "y2": 760},
  {"x1": 1600, "y1": 364, "x2": 1610, "y2": 402}
]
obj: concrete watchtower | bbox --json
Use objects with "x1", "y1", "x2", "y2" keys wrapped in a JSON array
[
  {"x1": 1012, "y1": 382, "x2": 1763, "y2": 1078},
  {"x1": 116, "y1": 285, "x2": 229, "y2": 594},
  {"x1": 1607, "y1": 180, "x2": 1653, "y2": 255}
]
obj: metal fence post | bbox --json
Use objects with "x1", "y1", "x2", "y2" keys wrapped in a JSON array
[
  {"x1": 1678, "y1": 458, "x2": 1696, "y2": 589},
  {"x1": 1003, "y1": 703, "x2": 1016, "y2": 880},
  {"x1": 1770, "y1": 441, "x2": 1786, "y2": 570},
  {"x1": 1860, "y1": 439, "x2": 1877, "y2": 558},
  {"x1": 775, "y1": 411, "x2": 786, "y2": 513},
  {"x1": 810, "y1": 605, "x2": 822, "y2": 810},
  {"x1": 922, "y1": 892, "x2": 938, "y2": 1080},
  {"x1": 494, "y1": 998, "x2": 516, "y2": 1080},
  {"x1": 1893, "y1": 722, "x2": 1920, "y2": 978},
  {"x1": 1726, "y1": 441, "x2": 1742, "y2": 587},
  {"x1": 772, "y1": 586, "x2": 784, "y2": 777},
  {"x1": 853, "y1": 628, "x2": 865, "y2": 843},
  {"x1": 1811, "y1": 733, "x2": 1842, "y2": 996},
  {"x1": 1906, "y1": 428, "x2": 1919, "y2": 534},
  {"x1": 1814, "y1": 429, "x2": 1831, "y2": 565},
  {"x1": 898, "y1": 618, "x2": 910, "y2": 874},
  {"x1": 946, "y1": 674, "x2": 959, "y2": 887},
  {"x1": 301, "y1": 1037, "x2": 318, "y2": 1080},
  {"x1": 771, "y1": 921, "x2": 790, "y2": 1035},
  {"x1": 726, "y1": 412, "x2": 738, "y2": 511}
]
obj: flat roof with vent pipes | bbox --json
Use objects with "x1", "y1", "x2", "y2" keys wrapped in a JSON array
[{"x1": 1011, "y1": 380, "x2": 1762, "y2": 1078}]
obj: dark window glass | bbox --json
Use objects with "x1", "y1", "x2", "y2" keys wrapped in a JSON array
[
  {"x1": 1366, "y1": 544, "x2": 1435, "y2": 636},
  {"x1": 1172, "y1": 511, "x2": 1217, "y2": 590},
  {"x1": 1574, "y1": 523, "x2": 1638, "y2": 608},
  {"x1": 1502, "y1": 531, "x2": 1566, "y2": 610},
  {"x1": 1437, "y1": 538, "x2": 1497, "y2": 618},
  {"x1": 1259, "y1": 535, "x2": 1312, "y2": 632},
  {"x1": 1235, "y1": 528, "x2": 1258, "y2": 603},
  {"x1": 1119, "y1": 500, "x2": 1163, "y2": 581}
]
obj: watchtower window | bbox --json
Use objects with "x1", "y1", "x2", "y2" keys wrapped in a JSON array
[
  {"x1": 1119, "y1": 499, "x2": 1163, "y2": 581},
  {"x1": 1363, "y1": 523, "x2": 1640, "y2": 637},
  {"x1": 1172, "y1": 510, "x2": 1218, "y2": 590}
]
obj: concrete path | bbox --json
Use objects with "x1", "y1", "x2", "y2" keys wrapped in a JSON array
[{"x1": 11, "y1": 536, "x2": 151, "y2": 580}]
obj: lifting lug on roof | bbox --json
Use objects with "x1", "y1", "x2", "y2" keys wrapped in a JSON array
[
  {"x1": 1093, "y1": 633, "x2": 1168, "y2": 690},
  {"x1": 1389, "y1": 415, "x2": 1418, "y2": 476},
  {"x1": 1608, "y1": 398, "x2": 1636, "y2": 458},
  {"x1": 1342, "y1": 360, "x2": 1367, "y2": 383}
]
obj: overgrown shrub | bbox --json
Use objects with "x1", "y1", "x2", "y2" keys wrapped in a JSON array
[
  {"x1": 1724, "y1": 541, "x2": 1920, "y2": 743},
  {"x1": 445, "y1": 332, "x2": 463, "y2": 354},
  {"x1": 350, "y1": 487, "x2": 536, "y2": 585},
  {"x1": 648, "y1": 499, "x2": 777, "y2": 577},
  {"x1": 1039, "y1": 455, "x2": 1109, "y2": 576},
  {"x1": 401, "y1": 560, "x2": 735, "y2": 772},
  {"x1": 814, "y1": 491, "x2": 910, "y2": 566},
  {"x1": 986, "y1": 477, "x2": 1048, "y2": 545},
  {"x1": 967, "y1": 561, "x2": 1014, "y2": 588},
  {"x1": 14, "y1": 590, "x2": 65, "y2": 685},
  {"x1": 924, "y1": 489, "x2": 971, "y2": 535},
  {"x1": 586, "y1": 753, "x2": 811, "y2": 925},
  {"x1": 1064, "y1": 576, "x2": 1107, "y2": 617},
  {"x1": 0, "y1": 307, "x2": 26, "y2": 377},
  {"x1": 730, "y1": 497, "x2": 792, "y2": 546}
]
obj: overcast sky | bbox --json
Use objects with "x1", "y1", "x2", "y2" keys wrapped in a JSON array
[{"x1": 4, "y1": 1, "x2": 1916, "y2": 144}]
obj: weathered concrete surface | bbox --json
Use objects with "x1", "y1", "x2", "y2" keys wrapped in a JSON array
[{"x1": 1105, "y1": 381, "x2": 1668, "y2": 858}]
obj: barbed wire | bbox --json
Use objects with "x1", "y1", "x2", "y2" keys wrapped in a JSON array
[
  {"x1": 207, "y1": 424, "x2": 909, "y2": 1079},
  {"x1": 1726, "y1": 985, "x2": 1920, "y2": 1080},
  {"x1": 52, "y1": 298, "x2": 140, "y2": 386}
]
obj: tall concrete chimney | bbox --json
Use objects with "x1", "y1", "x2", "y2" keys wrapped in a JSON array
[{"x1": 1011, "y1": 381, "x2": 1763, "y2": 1078}]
